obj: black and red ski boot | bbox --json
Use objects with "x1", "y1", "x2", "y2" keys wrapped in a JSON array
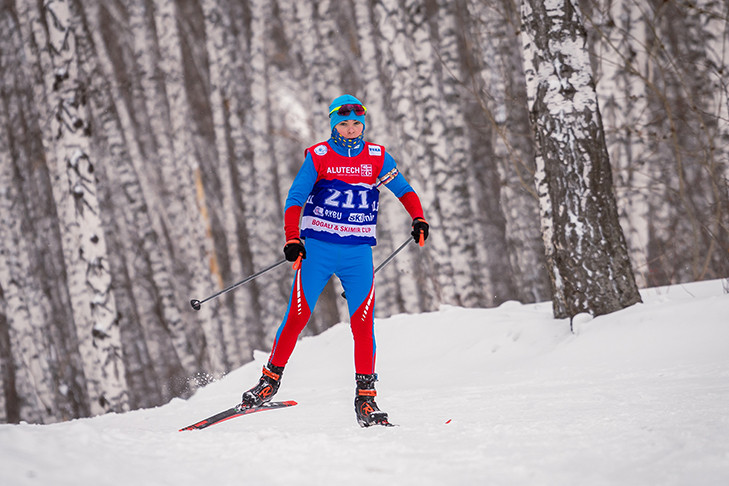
[
  {"x1": 241, "y1": 364, "x2": 284, "y2": 407},
  {"x1": 354, "y1": 373, "x2": 393, "y2": 427}
]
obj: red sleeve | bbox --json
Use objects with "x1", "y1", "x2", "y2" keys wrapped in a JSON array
[
  {"x1": 398, "y1": 191, "x2": 424, "y2": 221},
  {"x1": 284, "y1": 205, "x2": 303, "y2": 240}
]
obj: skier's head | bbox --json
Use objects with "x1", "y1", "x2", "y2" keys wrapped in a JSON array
[{"x1": 329, "y1": 94, "x2": 366, "y2": 132}]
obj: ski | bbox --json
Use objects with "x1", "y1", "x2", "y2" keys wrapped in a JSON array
[{"x1": 179, "y1": 400, "x2": 297, "y2": 431}]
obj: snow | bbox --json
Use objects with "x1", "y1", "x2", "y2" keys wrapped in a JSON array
[{"x1": 2, "y1": 280, "x2": 728, "y2": 486}]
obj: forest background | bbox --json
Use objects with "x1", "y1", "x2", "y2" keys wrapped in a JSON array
[{"x1": 1, "y1": 0, "x2": 727, "y2": 424}]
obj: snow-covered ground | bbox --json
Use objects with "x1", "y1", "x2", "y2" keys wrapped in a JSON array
[{"x1": 1, "y1": 280, "x2": 728, "y2": 486}]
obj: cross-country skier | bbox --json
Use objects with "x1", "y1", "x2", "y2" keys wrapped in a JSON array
[{"x1": 239, "y1": 94, "x2": 429, "y2": 427}]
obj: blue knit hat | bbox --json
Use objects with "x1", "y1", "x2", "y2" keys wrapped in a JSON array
[{"x1": 329, "y1": 94, "x2": 366, "y2": 131}]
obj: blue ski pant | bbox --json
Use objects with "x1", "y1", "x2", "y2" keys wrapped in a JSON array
[{"x1": 268, "y1": 238, "x2": 377, "y2": 374}]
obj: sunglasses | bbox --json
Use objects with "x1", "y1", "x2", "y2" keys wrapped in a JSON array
[{"x1": 329, "y1": 104, "x2": 367, "y2": 117}]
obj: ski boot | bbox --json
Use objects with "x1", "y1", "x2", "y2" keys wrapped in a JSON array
[
  {"x1": 241, "y1": 363, "x2": 284, "y2": 407},
  {"x1": 354, "y1": 373, "x2": 393, "y2": 427}
]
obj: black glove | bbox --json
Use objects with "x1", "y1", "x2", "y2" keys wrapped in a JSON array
[
  {"x1": 283, "y1": 238, "x2": 306, "y2": 262},
  {"x1": 411, "y1": 218, "x2": 429, "y2": 244}
]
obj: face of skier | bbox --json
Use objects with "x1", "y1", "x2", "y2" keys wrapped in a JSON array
[{"x1": 335, "y1": 119, "x2": 364, "y2": 139}]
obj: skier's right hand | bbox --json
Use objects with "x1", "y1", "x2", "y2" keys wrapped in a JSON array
[
  {"x1": 283, "y1": 238, "x2": 306, "y2": 262},
  {"x1": 411, "y1": 218, "x2": 429, "y2": 246}
]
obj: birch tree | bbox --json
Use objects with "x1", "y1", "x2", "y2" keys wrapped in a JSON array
[
  {"x1": 584, "y1": 0, "x2": 729, "y2": 284},
  {"x1": 0, "y1": 80, "x2": 58, "y2": 423},
  {"x1": 431, "y1": 0, "x2": 488, "y2": 307},
  {"x1": 352, "y1": 0, "x2": 415, "y2": 315},
  {"x1": 0, "y1": 286, "x2": 12, "y2": 423},
  {"x1": 372, "y1": 1, "x2": 455, "y2": 307},
  {"x1": 80, "y1": 0, "x2": 201, "y2": 407},
  {"x1": 128, "y1": 0, "x2": 223, "y2": 379},
  {"x1": 641, "y1": 0, "x2": 729, "y2": 281},
  {"x1": 237, "y1": 0, "x2": 290, "y2": 348},
  {"x1": 201, "y1": 0, "x2": 257, "y2": 365},
  {"x1": 582, "y1": 0, "x2": 652, "y2": 287},
  {"x1": 520, "y1": 0, "x2": 642, "y2": 318},
  {"x1": 1, "y1": 4, "x2": 95, "y2": 423},
  {"x1": 467, "y1": 0, "x2": 552, "y2": 304},
  {"x1": 16, "y1": 0, "x2": 128, "y2": 415}
]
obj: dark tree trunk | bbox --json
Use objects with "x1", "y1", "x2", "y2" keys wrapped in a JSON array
[{"x1": 521, "y1": 0, "x2": 642, "y2": 318}]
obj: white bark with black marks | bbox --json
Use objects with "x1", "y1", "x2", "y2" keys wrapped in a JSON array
[{"x1": 521, "y1": 0, "x2": 642, "y2": 318}]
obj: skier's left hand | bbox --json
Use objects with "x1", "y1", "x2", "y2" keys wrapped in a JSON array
[{"x1": 411, "y1": 218, "x2": 429, "y2": 246}]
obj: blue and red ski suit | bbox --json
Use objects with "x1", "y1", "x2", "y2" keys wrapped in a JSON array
[{"x1": 268, "y1": 137, "x2": 424, "y2": 374}]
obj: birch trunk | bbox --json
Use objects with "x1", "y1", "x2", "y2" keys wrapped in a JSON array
[
  {"x1": 521, "y1": 0, "x2": 642, "y2": 318},
  {"x1": 583, "y1": 1, "x2": 652, "y2": 287},
  {"x1": 351, "y1": 1, "x2": 412, "y2": 315},
  {"x1": 237, "y1": 0, "x2": 285, "y2": 348},
  {"x1": 151, "y1": 0, "x2": 226, "y2": 372},
  {"x1": 1, "y1": 5, "x2": 94, "y2": 423},
  {"x1": 637, "y1": 0, "x2": 729, "y2": 282},
  {"x1": 431, "y1": 0, "x2": 487, "y2": 307},
  {"x1": 0, "y1": 98, "x2": 57, "y2": 424},
  {"x1": 662, "y1": 0, "x2": 729, "y2": 279},
  {"x1": 201, "y1": 0, "x2": 254, "y2": 365},
  {"x1": 373, "y1": 0, "x2": 449, "y2": 308},
  {"x1": 16, "y1": 0, "x2": 127, "y2": 415},
  {"x1": 469, "y1": 0, "x2": 551, "y2": 304},
  {"x1": 0, "y1": 287, "x2": 12, "y2": 423},
  {"x1": 82, "y1": 1, "x2": 200, "y2": 406},
  {"x1": 709, "y1": 1, "x2": 729, "y2": 251},
  {"x1": 129, "y1": 0, "x2": 222, "y2": 378}
]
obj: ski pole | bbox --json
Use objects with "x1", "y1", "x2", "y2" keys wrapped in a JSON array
[
  {"x1": 374, "y1": 237, "x2": 415, "y2": 274},
  {"x1": 341, "y1": 237, "x2": 415, "y2": 299},
  {"x1": 191, "y1": 258, "x2": 288, "y2": 311}
]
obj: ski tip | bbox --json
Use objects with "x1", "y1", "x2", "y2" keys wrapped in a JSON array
[{"x1": 179, "y1": 420, "x2": 210, "y2": 432}]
